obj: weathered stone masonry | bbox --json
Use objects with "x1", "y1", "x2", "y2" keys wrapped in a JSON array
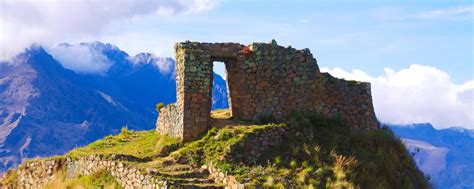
[
  {"x1": 157, "y1": 40, "x2": 378, "y2": 141},
  {"x1": 7, "y1": 155, "x2": 169, "y2": 189},
  {"x1": 5, "y1": 155, "x2": 244, "y2": 189}
]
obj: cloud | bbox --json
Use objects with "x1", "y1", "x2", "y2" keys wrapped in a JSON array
[
  {"x1": 320, "y1": 65, "x2": 474, "y2": 129},
  {"x1": 0, "y1": 0, "x2": 220, "y2": 60},
  {"x1": 373, "y1": 5, "x2": 474, "y2": 21},
  {"x1": 128, "y1": 53, "x2": 175, "y2": 74},
  {"x1": 298, "y1": 19, "x2": 310, "y2": 23},
  {"x1": 415, "y1": 6, "x2": 474, "y2": 19},
  {"x1": 47, "y1": 44, "x2": 111, "y2": 74},
  {"x1": 153, "y1": 57, "x2": 175, "y2": 74}
]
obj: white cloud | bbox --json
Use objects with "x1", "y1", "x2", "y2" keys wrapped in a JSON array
[
  {"x1": 0, "y1": 0, "x2": 220, "y2": 61},
  {"x1": 321, "y1": 64, "x2": 474, "y2": 129},
  {"x1": 374, "y1": 5, "x2": 474, "y2": 21},
  {"x1": 416, "y1": 6, "x2": 474, "y2": 19},
  {"x1": 298, "y1": 19, "x2": 310, "y2": 23},
  {"x1": 47, "y1": 44, "x2": 111, "y2": 74},
  {"x1": 128, "y1": 53, "x2": 175, "y2": 74},
  {"x1": 153, "y1": 57, "x2": 175, "y2": 74}
]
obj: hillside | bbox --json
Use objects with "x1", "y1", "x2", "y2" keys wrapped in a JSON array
[
  {"x1": 390, "y1": 123, "x2": 474, "y2": 188},
  {"x1": 1, "y1": 110, "x2": 429, "y2": 188},
  {"x1": 0, "y1": 42, "x2": 228, "y2": 174}
]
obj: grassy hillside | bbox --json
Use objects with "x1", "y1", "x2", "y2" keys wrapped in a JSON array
[
  {"x1": 2, "y1": 110, "x2": 429, "y2": 188},
  {"x1": 170, "y1": 111, "x2": 429, "y2": 188}
]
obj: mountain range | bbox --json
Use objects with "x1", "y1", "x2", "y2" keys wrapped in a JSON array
[
  {"x1": 0, "y1": 42, "x2": 228, "y2": 173},
  {"x1": 389, "y1": 123, "x2": 474, "y2": 189},
  {"x1": 0, "y1": 42, "x2": 472, "y2": 188}
]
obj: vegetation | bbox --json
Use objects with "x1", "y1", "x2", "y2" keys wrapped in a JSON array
[
  {"x1": 210, "y1": 109, "x2": 231, "y2": 119},
  {"x1": 256, "y1": 114, "x2": 276, "y2": 124},
  {"x1": 245, "y1": 111, "x2": 429, "y2": 188},
  {"x1": 171, "y1": 123, "x2": 285, "y2": 169},
  {"x1": 347, "y1": 79, "x2": 361, "y2": 86},
  {"x1": 170, "y1": 110, "x2": 429, "y2": 188},
  {"x1": 67, "y1": 129, "x2": 180, "y2": 159},
  {"x1": 156, "y1": 102, "x2": 164, "y2": 112},
  {"x1": 44, "y1": 169, "x2": 122, "y2": 189},
  {"x1": 4, "y1": 109, "x2": 429, "y2": 188}
]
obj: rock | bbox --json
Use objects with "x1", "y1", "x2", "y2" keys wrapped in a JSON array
[{"x1": 177, "y1": 157, "x2": 188, "y2": 164}]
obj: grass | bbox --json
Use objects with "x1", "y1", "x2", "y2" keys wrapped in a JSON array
[
  {"x1": 170, "y1": 123, "x2": 284, "y2": 169},
  {"x1": 67, "y1": 129, "x2": 181, "y2": 159},
  {"x1": 4, "y1": 109, "x2": 429, "y2": 188},
  {"x1": 247, "y1": 111, "x2": 430, "y2": 188},
  {"x1": 210, "y1": 109, "x2": 232, "y2": 119},
  {"x1": 44, "y1": 169, "x2": 122, "y2": 189},
  {"x1": 169, "y1": 110, "x2": 429, "y2": 188}
]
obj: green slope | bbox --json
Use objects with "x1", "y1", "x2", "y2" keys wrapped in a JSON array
[{"x1": 2, "y1": 110, "x2": 429, "y2": 188}]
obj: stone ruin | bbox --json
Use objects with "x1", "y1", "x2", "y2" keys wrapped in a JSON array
[{"x1": 156, "y1": 40, "x2": 378, "y2": 141}]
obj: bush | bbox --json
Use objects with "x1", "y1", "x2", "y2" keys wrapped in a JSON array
[
  {"x1": 257, "y1": 114, "x2": 276, "y2": 124},
  {"x1": 156, "y1": 103, "x2": 164, "y2": 112},
  {"x1": 121, "y1": 126, "x2": 128, "y2": 135}
]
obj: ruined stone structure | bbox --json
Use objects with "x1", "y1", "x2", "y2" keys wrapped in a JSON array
[
  {"x1": 5, "y1": 154, "x2": 243, "y2": 189},
  {"x1": 157, "y1": 40, "x2": 378, "y2": 141}
]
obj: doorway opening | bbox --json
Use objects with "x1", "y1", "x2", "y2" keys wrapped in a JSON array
[{"x1": 211, "y1": 61, "x2": 231, "y2": 120}]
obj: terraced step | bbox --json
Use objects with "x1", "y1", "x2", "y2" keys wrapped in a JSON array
[
  {"x1": 158, "y1": 163, "x2": 194, "y2": 172},
  {"x1": 168, "y1": 177, "x2": 215, "y2": 185},
  {"x1": 177, "y1": 183, "x2": 225, "y2": 189},
  {"x1": 147, "y1": 159, "x2": 223, "y2": 188},
  {"x1": 159, "y1": 168, "x2": 209, "y2": 179}
]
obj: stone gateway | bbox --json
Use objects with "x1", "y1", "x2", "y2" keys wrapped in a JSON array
[{"x1": 156, "y1": 40, "x2": 378, "y2": 141}]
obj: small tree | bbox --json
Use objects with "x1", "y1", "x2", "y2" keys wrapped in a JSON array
[{"x1": 156, "y1": 102, "x2": 164, "y2": 112}]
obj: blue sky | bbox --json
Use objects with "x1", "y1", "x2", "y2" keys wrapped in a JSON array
[
  {"x1": 1, "y1": 0, "x2": 473, "y2": 128},
  {"x1": 1, "y1": 0, "x2": 472, "y2": 82},
  {"x1": 98, "y1": 0, "x2": 473, "y2": 83}
]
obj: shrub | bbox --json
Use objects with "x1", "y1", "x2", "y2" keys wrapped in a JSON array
[
  {"x1": 121, "y1": 126, "x2": 128, "y2": 135},
  {"x1": 257, "y1": 114, "x2": 276, "y2": 124},
  {"x1": 156, "y1": 102, "x2": 164, "y2": 112}
]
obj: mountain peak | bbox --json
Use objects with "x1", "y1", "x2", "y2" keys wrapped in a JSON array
[
  {"x1": 23, "y1": 44, "x2": 48, "y2": 57},
  {"x1": 18, "y1": 44, "x2": 64, "y2": 71},
  {"x1": 390, "y1": 122, "x2": 435, "y2": 130},
  {"x1": 78, "y1": 41, "x2": 120, "y2": 52}
]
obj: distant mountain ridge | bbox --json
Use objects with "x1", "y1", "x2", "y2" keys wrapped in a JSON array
[
  {"x1": 2, "y1": 42, "x2": 471, "y2": 188},
  {"x1": 0, "y1": 42, "x2": 229, "y2": 173},
  {"x1": 389, "y1": 123, "x2": 474, "y2": 189}
]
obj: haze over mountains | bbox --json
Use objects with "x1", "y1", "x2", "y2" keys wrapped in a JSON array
[{"x1": 0, "y1": 42, "x2": 228, "y2": 173}]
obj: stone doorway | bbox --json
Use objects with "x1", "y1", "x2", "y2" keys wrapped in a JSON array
[
  {"x1": 211, "y1": 61, "x2": 230, "y2": 112},
  {"x1": 156, "y1": 41, "x2": 379, "y2": 141}
]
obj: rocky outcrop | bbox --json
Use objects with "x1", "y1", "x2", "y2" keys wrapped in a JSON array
[{"x1": 157, "y1": 40, "x2": 379, "y2": 141}]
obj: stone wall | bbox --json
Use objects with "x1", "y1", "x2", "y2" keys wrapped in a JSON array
[
  {"x1": 205, "y1": 124, "x2": 295, "y2": 188},
  {"x1": 5, "y1": 154, "x2": 246, "y2": 189},
  {"x1": 157, "y1": 40, "x2": 379, "y2": 141},
  {"x1": 155, "y1": 104, "x2": 182, "y2": 137},
  {"x1": 231, "y1": 125, "x2": 292, "y2": 164},
  {"x1": 10, "y1": 158, "x2": 64, "y2": 188},
  {"x1": 205, "y1": 162, "x2": 245, "y2": 189},
  {"x1": 66, "y1": 155, "x2": 167, "y2": 188},
  {"x1": 320, "y1": 73, "x2": 378, "y2": 129},
  {"x1": 5, "y1": 155, "x2": 167, "y2": 189}
]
